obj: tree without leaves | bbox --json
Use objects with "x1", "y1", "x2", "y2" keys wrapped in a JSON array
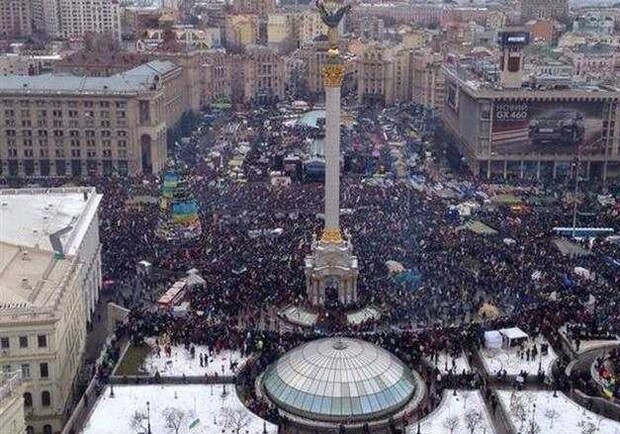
[
  {"x1": 221, "y1": 407, "x2": 251, "y2": 434},
  {"x1": 163, "y1": 407, "x2": 187, "y2": 434},
  {"x1": 129, "y1": 410, "x2": 147, "y2": 434},
  {"x1": 544, "y1": 408, "x2": 560, "y2": 429},
  {"x1": 524, "y1": 419, "x2": 541, "y2": 434},
  {"x1": 464, "y1": 410, "x2": 482, "y2": 434},
  {"x1": 578, "y1": 420, "x2": 598, "y2": 434},
  {"x1": 442, "y1": 415, "x2": 460, "y2": 434}
]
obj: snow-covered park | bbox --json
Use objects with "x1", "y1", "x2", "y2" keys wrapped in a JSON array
[
  {"x1": 414, "y1": 390, "x2": 496, "y2": 434},
  {"x1": 497, "y1": 390, "x2": 620, "y2": 434},
  {"x1": 143, "y1": 338, "x2": 249, "y2": 377},
  {"x1": 81, "y1": 384, "x2": 277, "y2": 434},
  {"x1": 424, "y1": 352, "x2": 471, "y2": 375},
  {"x1": 479, "y1": 338, "x2": 557, "y2": 376}
]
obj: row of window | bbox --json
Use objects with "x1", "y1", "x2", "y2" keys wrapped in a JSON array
[
  {"x1": 5, "y1": 129, "x2": 128, "y2": 137},
  {"x1": 0, "y1": 335, "x2": 46, "y2": 349},
  {"x1": 2, "y1": 362, "x2": 49, "y2": 379},
  {"x1": 3, "y1": 99, "x2": 127, "y2": 109},
  {"x1": 4, "y1": 110, "x2": 127, "y2": 119},
  {"x1": 5, "y1": 119, "x2": 127, "y2": 128},
  {"x1": 6, "y1": 149, "x2": 125, "y2": 158},
  {"x1": 23, "y1": 391, "x2": 51, "y2": 407}
]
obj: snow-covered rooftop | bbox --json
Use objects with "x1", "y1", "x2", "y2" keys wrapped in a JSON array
[
  {"x1": 81, "y1": 384, "x2": 277, "y2": 434},
  {"x1": 0, "y1": 187, "x2": 101, "y2": 255}
]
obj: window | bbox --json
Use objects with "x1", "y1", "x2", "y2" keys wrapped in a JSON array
[
  {"x1": 0, "y1": 337, "x2": 9, "y2": 349},
  {"x1": 40, "y1": 363, "x2": 49, "y2": 378},
  {"x1": 2, "y1": 365, "x2": 11, "y2": 375},
  {"x1": 37, "y1": 335, "x2": 47, "y2": 348},
  {"x1": 21, "y1": 364, "x2": 30, "y2": 379},
  {"x1": 43, "y1": 425, "x2": 52, "y2": 434},
  {"x1": 19, "y1": 336, "x2": 28, "y2": 348},
  {"x1": 24, "y1": 393, "x2": 33, "y2": 407},
  {"x1": 41, "y1": 391, "x2": 51, "y2": 407}
]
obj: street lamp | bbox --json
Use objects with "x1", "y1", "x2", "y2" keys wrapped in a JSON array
[
  {"x1": 146, "y1": 401, "x2": 152, "y2": 434},
  {"x1": 571, "y1": 155, "x2": 580, "y2": 239}
]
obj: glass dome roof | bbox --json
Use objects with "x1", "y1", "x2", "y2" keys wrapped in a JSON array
[{"x1": 262, "y1": 338, "x2": 417, "y2": 423}]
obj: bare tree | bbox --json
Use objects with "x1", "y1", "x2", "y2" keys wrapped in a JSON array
[
  {"x1": 130, "y1": 410, "x2": 147, "y2": 434},
  {"x1": 510, "y1": 394, "x2": 528, "y2": 431},
  {"x1": 578, "y1": 420, "x2": 598, "y2": 434},
  {"x1": 544, "y1": 408, "x2": 560, "y2": 429},
  {"x1": 461, "y1": 390, "x2": 472, "y2": 410},
  {"x1": 221, "y1": 407, "x2": 251, "y2": 434},
  {"x1": 442, "y1": 415, "x2": 460, "y2": 434},
  {"x1": 524, "y1": 419, "x2": 541, "y2": 434},
  {"x1": 163, "y1": 407, "x2": 187, "y2": 434},
  {"x1": 464, "y1": 410, "x2": 482, "y2": 434}
]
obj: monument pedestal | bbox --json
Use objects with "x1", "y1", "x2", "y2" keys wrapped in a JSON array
[{"x1": 305, "y1": 237, "x2": 359, "y2": 306}]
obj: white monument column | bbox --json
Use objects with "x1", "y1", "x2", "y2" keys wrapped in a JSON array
[{"x1": 320, "y1": 29, "x2": 346, "y2": 244}]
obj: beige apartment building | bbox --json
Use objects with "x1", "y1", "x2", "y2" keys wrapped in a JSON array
[
  {"x1": 0, "y1": 0, "x2": 33, "y2": 39},
  {"x1": 224, "y1": 14, "x2": 259, "y2": 47},
  {"x1": 357, "y1": 42, "x2": 412, "y2": 106},
  {"x1": 243, "y1": 46, "x2": 286, "y2": 103},
  {"x1": 411, "y1": 51, "x2": 445, "y2": 113},
  {"x1": 57, "y1": 0, "x2": 121, "y2": 41},
  {"x1": 0, "y1": 372, "x2": 26, "y2": 434},
  {"x1": 0, "y1": 187, "x2": 102, "y2": 434},
  {"x1": 0, "y1": 60, "x2": 192, "y2": 177}
]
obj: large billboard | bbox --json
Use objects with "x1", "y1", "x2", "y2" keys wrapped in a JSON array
[{"x1": 491, "y1": 100, "x2": 605, "y2": 156}]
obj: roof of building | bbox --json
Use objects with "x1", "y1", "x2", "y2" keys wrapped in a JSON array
[
  {"x1": 262, "y1": 338, "x2": 418, "y2": 423},
  {"x1": 0, "y1": 60, "x2": 178, "y2": 95},
  {"x1": 0, "y1": 188, "x2": 101, "y2": 312},
  {"x1": 0, "y1": 187, "x2": 102, "y2": 255}
]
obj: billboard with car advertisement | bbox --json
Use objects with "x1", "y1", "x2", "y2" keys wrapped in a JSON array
[{"x1": 491, "y1": 100, "x2": 605, "y2": 156}]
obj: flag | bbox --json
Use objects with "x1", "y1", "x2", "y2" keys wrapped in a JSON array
[{"x1": 189, "y1": 419, "x2": 200, "y2": 429}]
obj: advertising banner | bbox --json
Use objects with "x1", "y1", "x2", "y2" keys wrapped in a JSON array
[{"x1": 492, "y1": 100, "x2": 605, "y2": 156}]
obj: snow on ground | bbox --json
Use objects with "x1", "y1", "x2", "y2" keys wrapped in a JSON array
[
  {"x1": 497, "y1": 390, "x2": 620, "y2": 433},
  {"x1": 424, "y1": 352, "x2": 471, "y2": 375},
  {"x1": 143, "y1": 338, "x2": 248, "y2": 377},
  {"x1": 82, "y1": 384, "x2": 277, "y2": 434},
  {"x1": 347, "y1": 306, "x2": 381, "y2": 325},
  {"x1": 479, "y1": 338, "x2": 557, "y2": 376},
  {"x1": 279, "y1": 305, "x2": 317, "y2": 326},
  {"x1": 414, "y1": 390, "x2": 496, "y2": 434}
]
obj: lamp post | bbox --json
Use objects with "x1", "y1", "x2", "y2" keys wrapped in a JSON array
[{"x1": 146, "y1": 401, "x2": 152, "y2": 434}]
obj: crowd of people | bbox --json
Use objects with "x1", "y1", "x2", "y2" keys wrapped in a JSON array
[{"x1": 4, "y1": 103, "x2": 620, "y2": 428}]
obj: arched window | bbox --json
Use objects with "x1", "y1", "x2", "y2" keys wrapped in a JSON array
[
  {"x1": 26, "y1": 426, "x2": 34, "y2": 434},
  {"x1": 41, "y1": 390, "x2": 51, "y2": 407},
  {"x1": 23, "y1": 392, "x2": 33, "y2": 407},
  {"x1": 43, "y1": 425, "x2": 53, "y2": 434}
]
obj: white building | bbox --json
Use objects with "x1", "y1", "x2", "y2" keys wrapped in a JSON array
[
  {"x1": 57, "y1": 0, "x2": 121, "y2": 41},
  {"x1": 0, "y1": 187, "x2": 102, "y2": 434},
  {"x1": 0, "y1": 372, "x2": 26, "y2": 434}
]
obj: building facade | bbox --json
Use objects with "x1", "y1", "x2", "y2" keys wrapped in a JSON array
[
  {"x1": 0, "y1": 0, "x2": 33, "y2": 39},
  {"x1": 0, "y1": 60, "x2": 191, "y2": 177},
  {"x1": 357, "y1": 42, "x2": 412, "y2": 106},
  {"x1": 411, "y1": 51, "x2": 445, "y2": 113},
  {"x1": 0, "y1": 187, "x2": 102, "y2": 434},
  {"x1": 32, "y1": 0, "x2": 60, "y2": 38},
  {"x1": 57, "y1": 0, "x2": 121, "y2": 41},
  {"x1": 442, "y1": 64, "x2": 620, "y2": 179},
  {"x1": 224, "y1": 14, "x2": 259, "y2": 47},
  {"x1": 243, "y1": 46, "x2": 286, "y2": 103},
  {"x1": 0, "y1": 372, "x2": 26, "y2": 434},
  {"x1": 521, "y1": 0, "x2": 568, "y2": 22}
]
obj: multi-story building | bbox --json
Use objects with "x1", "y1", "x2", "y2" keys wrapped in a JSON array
[
  {"x1": 411, "y1": 51, "x2": 445, "y2": 113},
  {"x1": 139, "y1": 26, "x2": 222, "y2": 51},
  {"x1": 0, "y1": 187, "x2": 102, "y2": 434},
  {"x1": 350, "y1": 3, "x2": 446, "y2": 29},
  {"x1": 357, "y1": 42, "x2": 412, "y2": 106},
  {"x1": 0, "y1": 0, "x2": 33, "y2": 39},
  {"x1": 525, "y1": 19, "x2": 565, "y2": 43},
  {"x1": 566, "y1": 44, "x2": 616, "y2": 83},
  {"x1": 267, "y1": 13, "x2": 294, "y2": 50},
  {"x1": 0, "y1": 60, "x2": 193, "y2": 177},
  {"x1": 521, "y1": 0, "x2": 568, "y2": 22},
  {"x1": 233, "y1": 0, "x2": 275, "y2": 14},
  {"x1": 201, "y1": 49, "x2": 232, "y2": 103},
  {"x1": 0, "y1": 53, "x2": 62, "y2": 76},
  {"x1": 573, "y1": 11, "x2": 615, "y2": 35},
  {"x1": 442, "y1": 53, "x2": 620, "y2": 179},
  {"x1": 0, "y1": 372, "x2": 25, "y2": 434},
  {"x1": 57, "y1": 0, "x2": 122, "y2": 41},
  {"x1": 224, "y1": 14, "x2": 259, "y2": 47},
  {"x1": 243, "y1": 45, "x2": 286, "y2": 103},
  {"x1": 32, "y1": 0, "x2": 60, "y2": 38}
]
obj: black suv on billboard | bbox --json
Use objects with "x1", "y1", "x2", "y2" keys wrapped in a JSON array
[{"x1": 529, "y1": 110, "x2": 585, "y2": 146}]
